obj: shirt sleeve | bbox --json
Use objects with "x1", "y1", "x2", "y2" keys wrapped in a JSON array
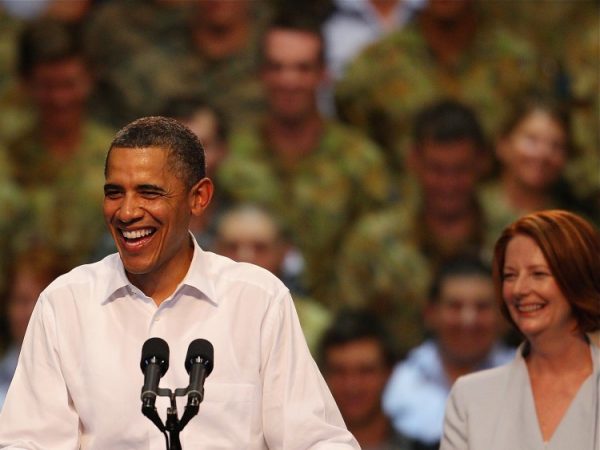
[
  {"x1": 439, "y1": 379, "x2": 469, "y2": 450},
  {"x1": 0, "y1": 293, "x2": 80, "y2": 449},
  {"x1": 260, "y1": 290, "x2": 360, "y2": 449}
]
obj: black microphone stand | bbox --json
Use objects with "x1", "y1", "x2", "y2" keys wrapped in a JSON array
[{"x1": 142, "y1": 386, "x2": 202, "y2": 450}]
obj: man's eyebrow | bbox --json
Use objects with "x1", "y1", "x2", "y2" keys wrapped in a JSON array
[
  {"x1": 137, "y1": 184, "x2": 167, "y2": 193},
  {"x1": 103, "y1": 183, "x2": 122, "y2": 192}
]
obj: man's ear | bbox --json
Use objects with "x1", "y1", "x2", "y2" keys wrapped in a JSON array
[{"x1": 189, "y1": 178, "x2": 214, "y2": 216}]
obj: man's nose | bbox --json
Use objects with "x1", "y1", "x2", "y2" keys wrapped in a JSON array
[{"x1": 116, "y1": 194, "x2": 143, "y2": 223}]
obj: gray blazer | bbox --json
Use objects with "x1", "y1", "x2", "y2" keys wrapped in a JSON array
[{"x1": 440, "y1": 337, "x2": 600, "y2": 450}]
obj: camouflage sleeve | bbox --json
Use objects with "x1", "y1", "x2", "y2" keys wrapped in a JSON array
[{"x1": 336, "y1": 211, "x2": 430, "y2": 354}]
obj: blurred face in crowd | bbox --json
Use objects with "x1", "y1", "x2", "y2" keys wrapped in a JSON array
[
  {"x1": 501, "y1": 234, "x2": 576, "y2": 341},
  {"x1": 428, "y1": 273, "x2": 502, "y2": 367},
  {"x1": 425, "y1": 0, "x2": 472, "y2": 21},
  {"x1": 181, "y1": 109, "x2": 227, "y2": 178},
  {"x1": 261, "y1": 28, "x2": 324, "y2": 124},
  {"x1": 413, "y1": 139, "x2": 480, "y2": 219},
  {"x1": 324, "y1": 338, "x2": 390, "y2": 428},
  {"x1": 196, "y1": 0, "x2": 251, "y2": 27},
  {"x1": 8, "y1": 268, "x2": 46, "y2": 345},
  {"x1": 497, "y1": 110, "x2": 568, "y2": 192},
  {"x1": 215, "y1": 208, "x2": 286, "y2": 275},
  {"x1": 28, "y1": 57, "x2": 92, "y2": 131}
]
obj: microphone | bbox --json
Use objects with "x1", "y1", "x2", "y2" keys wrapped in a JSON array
[
  {"x1": 184, "y1": 339, "x2": 214, "y2": 406},
  {"x1": 140, "y1": 337, "x2": 170, "y2": 409}
]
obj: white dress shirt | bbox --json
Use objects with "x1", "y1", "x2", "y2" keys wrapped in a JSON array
[{"x1": 0, "y1": 238, "x2": 359, "y2": 449}]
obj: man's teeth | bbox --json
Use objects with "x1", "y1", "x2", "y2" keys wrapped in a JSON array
[
  {"x1": 122, "y1": 229, "x2": 153, "y2": 239},
  {"x1": 517, "y1": 304, "x2": 544, "y2": 313}
]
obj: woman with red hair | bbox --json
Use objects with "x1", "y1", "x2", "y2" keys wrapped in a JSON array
[{"x1": 440, "y1": 210, "x2": 600, "y2": 450}]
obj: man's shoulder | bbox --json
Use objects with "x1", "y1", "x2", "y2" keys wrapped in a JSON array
[
  {"x1": 43, "y1": 254, "x2": 121, "y2": 297},
  {"x1": 199, "y1": 250, "x2": 289, "y2": 300}
]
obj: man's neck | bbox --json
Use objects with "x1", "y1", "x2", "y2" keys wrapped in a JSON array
[
  {"x1": 265, "y1": 113, "x2": 323, "y2": 167},
  {"x1": 424, "y1": 206, "x2": 477, "y2": 242},
  {"x1": 419, "y1": 7, "x2": 477, "y2": 66},
  {"x1": 193, "y1": 20, "x2": 250, "y2": 60},
  {"x1": 370, "y1": 0, "x2": 400, "y2": 30},
  {"x1": 128, "y1": 239, "x2": 195, "y2": 306},
  {"x1": 349, "y1": 412, "x2": 394, "y2": 449},
  {"x1": 442, "y1": 357, "x2": 480, "y2": 386}
]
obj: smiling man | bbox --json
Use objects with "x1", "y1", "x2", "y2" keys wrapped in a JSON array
[
  {"x1": 0, "y1": 117, "x2": 359, "y2": 449},
  {"x1": 218, "y1": 13, "x2": 391, "y2": 305}
]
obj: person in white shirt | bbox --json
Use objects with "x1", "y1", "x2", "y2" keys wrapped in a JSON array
[{"x1": 0, "y1": 116, "x2": 359, "y2": 449}]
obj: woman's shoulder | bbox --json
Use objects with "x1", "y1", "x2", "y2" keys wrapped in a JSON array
[{"x1": 452, "y1": 359, "x2": 517, "y2": 400}]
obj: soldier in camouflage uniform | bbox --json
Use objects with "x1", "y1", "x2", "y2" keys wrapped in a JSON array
[
  {"x1": 213, "y1": 202, "x2": 331, "y2": 356},
  {"x1": 84, "y1": 0, "x2": 267, "y2": 130},
  {"x1": 335, "y1": 0, "x2": 537, "y2": 173},
  {"x1": 218, "y1": 14, "x2": 391, "y2": 305},
  {"x1": 6, "y1": 19, "x2": 114, "y2": 270},
  {"x1": 0, "y1": 145, "x2": 26, "y2": 296},
  {"x1": 480, "y1": 0, "x2": 598, "y2": 94},
  {"x1": 563, "y1": 14, "x2": 600, "y2": 222},
  {"x1": 0, "y1": 10, "x2": 35, "y2": 147},
  {"x1": 336, "y1": 100, "x2": 497, "y2": 356}
]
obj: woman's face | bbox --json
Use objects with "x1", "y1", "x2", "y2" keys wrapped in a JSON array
[
  {"x1": 499, "y1": 110, "x2": 567, "y2": 191},
  {"x1": 502, "y1": 234, "x2": 577, "y2": 341}
]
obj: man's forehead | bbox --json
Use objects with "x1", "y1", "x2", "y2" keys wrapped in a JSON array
[{"x1": 104, "y1": 146, "x2": 182, "y2": 186}]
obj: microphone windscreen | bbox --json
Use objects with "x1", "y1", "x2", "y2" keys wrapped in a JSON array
[
  {"x1": 185, "y1": 339, "x2": 214, "y2": 375},
  {"x1": 140, "y1": 337, "x2": 170, "y2": 375}
]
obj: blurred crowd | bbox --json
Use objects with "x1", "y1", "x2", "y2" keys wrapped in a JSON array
[{"x1": 0, "y1": 1, "x2": 598, "y2": 448}]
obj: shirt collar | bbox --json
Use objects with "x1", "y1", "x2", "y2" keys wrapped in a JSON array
[{"x1": 101, "y1": 233, "x2": 219, "y2": 306}]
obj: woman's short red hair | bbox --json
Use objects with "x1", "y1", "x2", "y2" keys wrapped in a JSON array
[{"x1": 493, "y1": 210, "x2": 600, "y2": 333}]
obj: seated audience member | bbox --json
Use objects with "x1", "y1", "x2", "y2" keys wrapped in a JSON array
[
  {"x1": 0, "y1": 245, "x2": 67, "y2": 408},
  {"x1": 323, "y1": 0, "x2": 423, "y2": 81},
  {"x1": 335, "y1": 0, "x2": 537, "y2": 172},
  {"x1": 319, "y1": 309, "x2": 420, "y2": 450},
  {"x1": 440, "y1": 210, "x2": 600, "y2": 450},
  {"x1": 7, "y1": 19, "x2": 113, "y2": 269},
  {"x1": 84, "y1": 0, "x2": 265, "y2": 129},
  {"x1": 0, "y1": 11, "x2": 34, "y2": 147},
  {"x1": 336, "y1": 100, "x2": 495, "y2": 354},
  {"x1": 214, "y1": 203, "x2": 330, "y2": 354},
  {"x1": 0, "y1": 148, "x2": 25, "y2": 295},
  {"x1": 163, "y1": 97, "x2": 232, "y2": 249},
  {"x1": 383, "y1": 256, "x2": 514, "y2": 449},
  {"x1": 219, "y1": 12, "x2": 391, "y2": 304},
  {"x1": 319, "y1": 0, "x2": 423, "y2": 116},
  {"x1": 563, "y1": 15, "x2": 600, "y2": 220},
  {"x1": 479, "y1": 94, "x2": 591, "y2": 239}
]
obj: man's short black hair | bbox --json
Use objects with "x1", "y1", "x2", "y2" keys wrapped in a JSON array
[
  {"x1": 318, "y1": 308, "x2": 397, "y2": 369},
  {"x1": 18, "y1": 18, "x2": 84, "y2": 79},
  {"x1": 261, "y1": 10, "x2": 325, "y2": 66},
  {"x1": 428, "y1": 255, "x2": 492, "y2": 304},
  {"x1": 161, "y1": 96, "x2": 229, "y2": 144},
  {"x1": 413, "y1": 99, "x2": 487, "y2": 152},
  {"x1": 106, "y1": 116, "x2": 206, "y2": 189}
]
